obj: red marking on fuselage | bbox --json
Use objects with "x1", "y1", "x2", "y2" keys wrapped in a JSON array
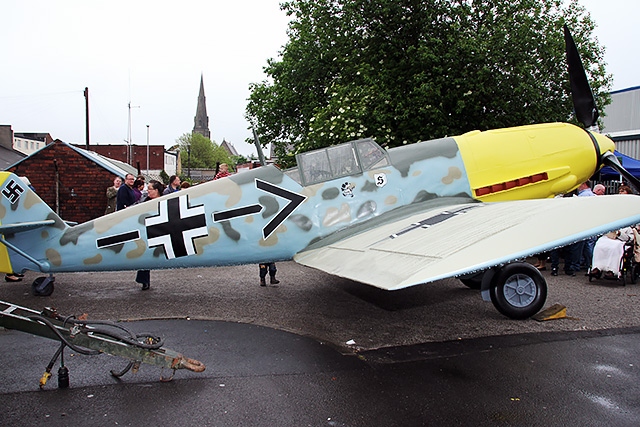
[{"x1": 475, "y1": 172, "x2": 549, "y2": 197}]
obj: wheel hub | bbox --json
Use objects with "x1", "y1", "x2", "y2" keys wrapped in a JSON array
[{"x1": 504, "y1": 274, "x2": 536, "y2": 308}]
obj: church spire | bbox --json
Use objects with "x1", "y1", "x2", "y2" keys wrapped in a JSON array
[{"x1": 193, "y1": 74, "x2": 210, "y2": 139}]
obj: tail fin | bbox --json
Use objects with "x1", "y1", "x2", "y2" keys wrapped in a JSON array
[{"x1": 0, "y1": 172, "x2": 68, "y2": 274}]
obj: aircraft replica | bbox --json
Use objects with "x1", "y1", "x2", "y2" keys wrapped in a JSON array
[{"x1": 2, "y1": 26, "x2": 640, "y2": 322}]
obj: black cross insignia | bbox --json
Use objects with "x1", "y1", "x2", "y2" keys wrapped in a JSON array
[
  {"x1": 2, "y1": 179, "x2": 25, "y2": 204},
  {"x1": 145, "y1": 195, "x2": 208, "y2": 259}
]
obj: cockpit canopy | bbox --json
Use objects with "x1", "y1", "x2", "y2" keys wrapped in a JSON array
[{"x1": 285, "y1": 138, "x2": 389, "y2": 186}]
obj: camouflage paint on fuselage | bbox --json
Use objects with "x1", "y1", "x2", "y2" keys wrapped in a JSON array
[
  {"x1": 0, "y1": 136, "x2": 470, "y2": 274},
  {"x1": 0, "y1": 122, "x2": 613, "y2": 275}
]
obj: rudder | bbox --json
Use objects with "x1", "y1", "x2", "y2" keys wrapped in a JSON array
[{"x1": 0, "y1": 172, "x2": 67, "y2": 274}]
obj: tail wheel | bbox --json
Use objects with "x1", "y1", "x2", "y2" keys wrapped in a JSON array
[
  {"x1": 490, "y1": 263, "x2": 547, "y2": 320},
  {"x1": 32, "y1": 276, "x2": 54, "y2": 297}
]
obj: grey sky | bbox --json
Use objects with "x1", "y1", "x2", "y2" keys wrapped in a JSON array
[
  {"x1": 579, "y1": 0, "x2": 639, "y2": 91},
  {"x1": 1, "y1": 0, "x2": 290, "y2": 156},
  {"x1": 0, "y1": 0, "x2": 636, "y2": 157}
]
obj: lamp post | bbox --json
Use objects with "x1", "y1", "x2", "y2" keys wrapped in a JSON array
[
  {"x1": 146, "y1": 125, "x2": 150, "y2": 176},
  {"x1": 147, "y1": 125, "x2": 149, "y2": 177},
  {"x1": 126, "y1": 101, "x2": 139, "y2": 165}
]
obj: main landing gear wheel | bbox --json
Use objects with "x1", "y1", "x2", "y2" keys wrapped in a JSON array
[
  {"x1": 32, "y1": 276, "x2": 55, "y2": 297},
  {"x1": 490, "y1": 263, "x2": 547, "y2": 320}
]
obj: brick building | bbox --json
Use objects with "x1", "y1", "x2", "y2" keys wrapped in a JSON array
[
  {"x1": 7, "y1": 139, "x2": 138, "y2": 223},
  {"x1": 75, "y1": 144, "x2": 166, "y2": 173}
]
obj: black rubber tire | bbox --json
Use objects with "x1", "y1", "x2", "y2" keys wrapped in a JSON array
[
  {"x1": 490, "y1": 263, "x2": 547, "y2": 320},
  {"x1": 460, "y1": 272, "x2": 483, "y2": 290},
  {"x1": 32, "y1": 277, "x2": 54, "y2": 297},
  {"x1": 620, "y1": 256, "x2": 627, "y2": 286},
  {"x1": 460, "y1": 278, "x2": 481, "y2": 290},
  {"x1": 632, "y1": 264, "x2": 640, "y2": 285}
]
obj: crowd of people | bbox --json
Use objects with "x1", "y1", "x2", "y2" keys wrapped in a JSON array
[
  {"x1": 533, "y1": 181, "x2": 639, "y2": 280},
  {"x1": 589, "y1": 184, "x2": 638, "y2": 279}
]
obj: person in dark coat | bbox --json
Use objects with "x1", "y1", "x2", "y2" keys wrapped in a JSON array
[
  {"x1": 116, "y1": 174, "x2": 137, "y2": 211},
  {"x1": 135, "y1": 181, "x2": 164, "y2": 290},
  {"x1": 259, "y1": 262, "x2": 279, "y2": 286}
]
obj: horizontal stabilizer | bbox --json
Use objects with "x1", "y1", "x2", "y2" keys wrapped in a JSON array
[{"x1": 0, "y1": 220, "x2": 56, "y2": 235}]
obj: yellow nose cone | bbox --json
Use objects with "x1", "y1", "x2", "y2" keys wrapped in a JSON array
[{"x1": 455, "y1": 123, "x2": 607, "y2": 202}]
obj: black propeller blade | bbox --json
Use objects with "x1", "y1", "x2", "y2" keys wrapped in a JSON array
[
  {"x1": 564, "y1": 25, "x2": 640, "y2": 192},
  {"x1": 564, "y1": 24, "x2": 599, "y2": 129},
  {"x1": 601, "y1": 152, "x2": 640, "y2": 192}
]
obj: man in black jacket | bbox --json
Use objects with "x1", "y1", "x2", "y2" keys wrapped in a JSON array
[{"x1": 116, "y1": 173, "x2": 136, "y2": 211}]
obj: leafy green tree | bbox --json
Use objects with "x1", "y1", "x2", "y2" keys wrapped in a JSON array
[
  {"x1": 230, "y1": 154, "x2": 247, "y2": 166},
  {"x1": 159, "y1": 170, "x2": 169, "y2": 185},
  {"x1": 246, "y1": 0, "x2": 610, "y2": 166},
  {"x1": 176, "y1": 133, "x2": 233, "y2": 170}
]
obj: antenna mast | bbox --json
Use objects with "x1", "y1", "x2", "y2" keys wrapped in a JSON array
[{"x1": 126, "y1": 101, "x2": 140, "y2": 165}]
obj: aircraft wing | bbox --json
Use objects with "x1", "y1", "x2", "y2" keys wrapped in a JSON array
[{"x1": 293, "y1": 195, "x2": 640, "y2": 290}]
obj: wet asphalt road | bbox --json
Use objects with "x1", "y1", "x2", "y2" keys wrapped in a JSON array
[{"x1": 1, "y1": 261, "x2": 640, "y2": 426}]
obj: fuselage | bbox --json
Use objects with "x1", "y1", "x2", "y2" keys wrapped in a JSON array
[{"x1": 0, "y1": 122, "x2": 614, "y2": 275}]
